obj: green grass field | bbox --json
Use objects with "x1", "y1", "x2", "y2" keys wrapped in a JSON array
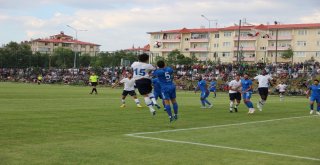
[{"x1": 0, "y1": 82, "x2": 319, "y2": 165}]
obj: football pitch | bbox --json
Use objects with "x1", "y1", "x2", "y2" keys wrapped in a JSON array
[{"x1": 0, "y1": 83, "x2": 319, "y2": 165}]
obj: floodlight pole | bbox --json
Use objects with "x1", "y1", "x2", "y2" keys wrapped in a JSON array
[{"x1": 66, "y1": 25, "x2": 87, "y2": 68}]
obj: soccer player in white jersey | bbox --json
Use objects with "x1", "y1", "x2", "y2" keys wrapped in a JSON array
[
  {"x1": 277, "y1": 81, "x2": 287, "y2": 101},
  {"x1": 112, "y1": 72, "x2": 142, "y2": 108},
  {"x1": 131, "y1": 53, "x2": 157, "y2": 116},
  {"x1": 228, "y1": 74, "x2": 242, "y2": 113},
  {"x1": 254, "y1": 70, "x2": 273, "y2": 111}
]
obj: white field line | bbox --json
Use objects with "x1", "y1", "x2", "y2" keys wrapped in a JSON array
[
  {"x1": 127, "y1": 115, "x2": 314, "y2": 135},
  {"x1": 125, "y1": 115, "x2": 320, "y2": 162}
]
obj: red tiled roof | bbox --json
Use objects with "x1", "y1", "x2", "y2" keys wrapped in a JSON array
[
  {"x1": 33, "y1": 38, "x2": 100, "y2": 46},
  {"x1": 147, "y1": 27, "x2": 219, "y2": 34},
  {"x1": 266, "y1": 23, "x2": 320, "y2": 29},
  {"x1": 148, "y1": 23, "x2": 320, "y2": 34},
  {"x1": 124, "y1": 44, "x2": 150, "y2": 51}
]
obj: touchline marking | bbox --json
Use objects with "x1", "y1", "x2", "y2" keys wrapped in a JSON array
[
  {"x1": 127, "y1": 115, "x2": 316, "y2": 136},
  {"x1": 126, "y1": 134, "x2": 320, "y2": 162},
  {"x1": 125, "y1": 115, "x2": 320, "y2": 161}
]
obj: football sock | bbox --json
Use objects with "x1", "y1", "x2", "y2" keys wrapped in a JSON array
[
  {"x1": 165, "y1": 104, "x2": 172, "y2": 117},
  {"x1": 245, "y1": 101, "x2": 254, "y2": 108},
  {"x1": 201, "y1": 100, "x2": 205, "y2": 106},
  {"x1": 134, "y1": 99, "x2": 140, "y2": 104},
  {"x1": 144, "y1": 97, "x2": 155, "y2": 112},
  {"x1": 122, "y1": 99, "x2": 125, "y2": 104},
  {"x1": 230, "y1": 101, "x2": 234, "y2": 108},
  {"x1": 148, "y1": 93, "x2": 158, "y2": 105},
  {"x1": 162, "y1": 100, "x2": 165, "y2": 107},
  {"x1": 235, "y1": 103, "x2": 239, "y2": 108},
  {"x1": 317, "y1": 104, "x2": 320, "y2": 111},
  {"x1": 204, "y1": 99, "x2": 211, "y2": 105},
  {"x1": 173, "y1": 102, "x2": 178, "y2": 115},
  {"x1": 310, "y1": 104, "x2": 314, "y2": 110}
]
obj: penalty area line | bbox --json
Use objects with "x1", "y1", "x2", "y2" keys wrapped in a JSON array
[
  {"x1": 126, "y1": 134, "x2": 320, "y2": 162},
  {"x1": 125, "y1": 115, "x2": 320, "y2": 161},
  {"x1": 126, "y1": 115, "x2": 316, "y2": 136}
]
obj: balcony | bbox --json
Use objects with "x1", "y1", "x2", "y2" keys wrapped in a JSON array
[
  {"x1": 189, "y1": 47, "x2": 208, "y2": 52},
  {"x1": 161, "y1": 48, "x2": 177, "y2": 52},
  {"x1": 161, "y1": 39, "x2": 181, "y2": 43},
  {"x1": 233, "y1": 57, "x2": 256, "y2": 62},
  {"x1": 233, "y1": 46, "x2": 256, "y2": 51},
  {"x1": 189, "y1": 38, "x2": 209, "y2": 42},
  {"x1": 267, "y1": 46, "x2": 290, "y2": 51},
  {"x1": 233, "y1": 36, "x2": 257, "y2": 41},
  {"x1": 268, "y1": 35, "x2": 292, "y2": 40}
]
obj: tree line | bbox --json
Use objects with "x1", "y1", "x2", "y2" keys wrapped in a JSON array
[{"x1": 0, "y1": 42, "x2": 203, "y2": 69}]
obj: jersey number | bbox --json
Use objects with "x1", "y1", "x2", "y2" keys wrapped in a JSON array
[
  {"x1": 165, "y1": 72, "x2": 171, "y2": 80},
  {"x1": 134, "y1": 68, "x2": 146, "y2": 76}
]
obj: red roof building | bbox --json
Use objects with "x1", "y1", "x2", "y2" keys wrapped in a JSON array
[{"x1": 30, "y1": 31, "x2": 100, "y2": 56}]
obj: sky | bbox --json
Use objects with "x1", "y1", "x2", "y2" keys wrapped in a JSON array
[{"x1": 0, "y1": 0, "x2": 320, "y2": 51}]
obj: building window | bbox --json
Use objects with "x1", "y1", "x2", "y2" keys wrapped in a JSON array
[
  {"x1": 90, "y1": 46, "x2": 94, "y2": 49},
  {"x1": 191, "y1": 33, "x2": 208, "y2": 39},
  {"x1": 316, "y1": 52, "x2": 320, "y2": 57},
  {"x1": 297, "y1": 41, "x2": 307, "y2": 46},
  {"x1": 214, "y1": 33, "x2": 219, "y2": 38},
  {"x1": 223, "y1": 42, "x2": 231, "y2": 47},
  {"x1": 213, "y1": 43, "x2": 219, "y2": 48},
  {"x1": 260, "y1": 47, "x2": 266, "y2": 50},
  {"x1": 295, "y1": 51, "x2": 306, "y2": 57},
  {"x1": 298, "y1": 29, "x2": 307, "y2": 35},
  {"x1": 224, "y1": 32, "x2": 232, "y2": 37},
  {"x1": 222, "y1": 52, "x2": 230, "y2": 57},
  {"x1": 317, "y1": 41, "x2": 320, "y2": 46},
  {"x1": 318, "y1": 30, "x2": 320, "y2": 35},
  {"x1": 153, "y1": 34, "x2": 160, "y2": 39},
  {"x1": 62, "y1": 43, "x2": 70, "y2": 47},
  {"x1": 54, "y1": 43, "x2": 58, "y2": 46},
  {"x1": 45, "y1": 43, "x2": 49, "y2": 46},
  {"x1": 81, "y1": 45, "x2": 86, "y2": 48}
]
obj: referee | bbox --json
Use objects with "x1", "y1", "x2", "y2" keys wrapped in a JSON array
[{"x1": 89, "y1": 72, "x2": 99, "y2": 94}]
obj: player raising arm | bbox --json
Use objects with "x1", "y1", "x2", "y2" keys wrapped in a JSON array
[{"x1": 112, "y1": 72, "x2": 142, "y2": 108}]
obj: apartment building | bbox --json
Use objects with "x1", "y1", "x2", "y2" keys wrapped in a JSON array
[
  {"x1": 29, "y1": 31, "x2": 100, "y2": 56},
  {"x1": 148, "y1": 23, "x2": 320, "y2": 63}
]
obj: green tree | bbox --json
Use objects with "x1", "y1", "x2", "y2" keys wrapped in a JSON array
[
  {"x1": 281, "y1": 48, "x2": 294, "y2": 59},
  {"x1": 79, "y1": 54, "x2": 92, "y2": 67},
  {"x1": 53, "y1": 47, "x2": 74, "y2": 68}
]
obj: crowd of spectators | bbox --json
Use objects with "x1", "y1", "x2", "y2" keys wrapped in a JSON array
[{"x1": 1, "y1": 62, "x2": 319, "y2": 95}]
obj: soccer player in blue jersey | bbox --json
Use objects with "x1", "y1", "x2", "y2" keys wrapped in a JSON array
[
  {"x1": 306, "y1": 79, "x2": 320, "y2": 115},
  {"x1": 153, "y1": 60, "x2": 178, "y2": 122},
  {"x1": 210, "y1": 78, "x2": 217, "y2": 98},
  {"x1": 241, "y1": 73, "x2": 255, "y2": 114},
  {"x1": 152, "y1": 77, "x2": 165, "y2": 110},
  {"x1": 195, "y1": 76, "x2": 212, "y2": 109}
]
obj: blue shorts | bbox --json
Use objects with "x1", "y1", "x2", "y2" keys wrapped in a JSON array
[
  {"x1": 161, "y1": 85, "x2": 176, "y2": 100},
  {"x1": 310, "y1": 96, "x2": 320, "y2": 103},
  {"x1": 201, "y1": 91, "x2": 210, "y2": 99},
  {"x1": 242, "y1": 92, "x2": 252, "y2": 100},
  {"x1": 210, "y1": 88, "x2": 216, "y2": 92},
  {"x1": 153, "y1": 91, "x2": 162, "y2": 100}
]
